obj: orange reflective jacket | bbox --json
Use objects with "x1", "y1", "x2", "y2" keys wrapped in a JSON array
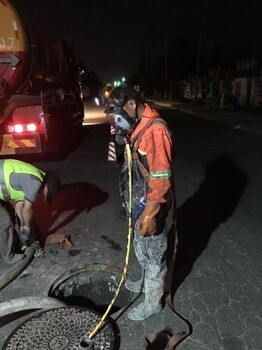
[{"x1": 131, "y1": 104, "x2": 173, "y2": 203}]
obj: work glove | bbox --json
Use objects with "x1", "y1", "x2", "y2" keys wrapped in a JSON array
[
  {"x1": 137, "y1": 201, "x2": 161, "y2": 236},
  {"x1": 19, "y1": 226, "x2": 30, "y2": 247}
]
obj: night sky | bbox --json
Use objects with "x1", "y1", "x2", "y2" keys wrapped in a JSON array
[{"x1": 21, "y1": 0, "x2": 262, "y2": 83}]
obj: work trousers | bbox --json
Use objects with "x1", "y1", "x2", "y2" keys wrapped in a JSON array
[
  {"x1": 0, "y1": 202, "x2": 16, "y2": 262},
  {"x1": 133, "y1": 216, "x2": 168, "y2": 282}
]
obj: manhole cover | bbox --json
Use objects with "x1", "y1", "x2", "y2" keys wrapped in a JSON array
[
  {"x1": 3, "y1": 307, "x2": 115, "y2": 350},
  {"x1": 48, "y1": 264, "x2": 133, "y2": 315}
]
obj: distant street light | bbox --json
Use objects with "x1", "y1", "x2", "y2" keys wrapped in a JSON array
[{"x1": 114, "y1": 80, "x2": 120, "y2": 87}]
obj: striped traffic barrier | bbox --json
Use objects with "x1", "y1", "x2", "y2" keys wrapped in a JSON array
[
  {"x1": 107, "y1": 141, "x2": 117, "y2": 161},
  {"x1": 110, "y1": 125, "x2": 116, "y2": 135},
  {"x1": 107, "y1": 125, "x2": 117, "y2": 162}
]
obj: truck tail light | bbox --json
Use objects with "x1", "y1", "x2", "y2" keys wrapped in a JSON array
[
  {"x1": 9, "y1": 124, "x2": 24, "y2": 133},
  {"x1": 7, "y1": 123, "x2": 38, "y2": 133},
  {"x1": 27, "y1": 123, "x2": 37, "y2": 132}
]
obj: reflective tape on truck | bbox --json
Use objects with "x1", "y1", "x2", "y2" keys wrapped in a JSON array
[{"x1": 0, "y1": 133, "x2": 41, "y2": 155}]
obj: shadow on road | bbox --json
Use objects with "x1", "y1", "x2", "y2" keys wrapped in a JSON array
[
  {"x1": 171, "y1": 154, "x2": 248, "y2": 294},
  {"x1": 33, "y1": 182, "x2": 108, "y2": 245}
]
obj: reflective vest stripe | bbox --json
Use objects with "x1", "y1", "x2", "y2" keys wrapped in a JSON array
[
  {"x1": 150, "y1": 170, "x2": 172, "y2": 180},
  {"x1": 0, "y1": 160, "x2": 10, "y2": 200}
]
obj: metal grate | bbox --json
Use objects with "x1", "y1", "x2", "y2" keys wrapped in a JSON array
[{"x1": 4, "y1": 307, "x2": 115, "y2": 350}]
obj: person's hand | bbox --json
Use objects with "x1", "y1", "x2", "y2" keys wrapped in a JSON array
[
  {"x1": 137, "y1": 201, "x2": 161, "y2": 236},
  {"x1": 19, "y1": 226, "x2": 30, "y2": 246}
]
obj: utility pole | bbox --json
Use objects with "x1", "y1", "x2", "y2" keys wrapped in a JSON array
[
  {"x1": 196, "y1": 31, "x2": 202, "y2": 77},
  {"x1": 164, "y1": 29, "x2": 168, "y2": 98},
  {"x1": 165, "y1": 30, "x2": 168, "y2": 80}
]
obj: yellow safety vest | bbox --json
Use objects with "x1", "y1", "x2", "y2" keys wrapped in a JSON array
[{"x1": 0, "y1": 159, "x2": 45, "y2": 201}]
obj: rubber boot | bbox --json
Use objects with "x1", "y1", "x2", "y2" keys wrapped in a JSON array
[
  {"x1": 125, "y1": 274, "x2": 145, "y2": 293},
  {"x1": 127, "y1": 277, "x2": 164, "y2": 321}
]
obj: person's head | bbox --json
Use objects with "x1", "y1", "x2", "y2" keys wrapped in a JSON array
[
  {"x1": 104, "y1": 86, "x2": 145, "y2": 144},
  {"x1": 42, "y1": 174, "x2": 61, "y2": 204}
]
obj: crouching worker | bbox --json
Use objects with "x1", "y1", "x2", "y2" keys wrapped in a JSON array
[
  {"x1": 0, "y1": 159, "x2": 61, "y2": 264},
  {"x1": 105, "y1": 86, "x2": 174, "y2": 321}
]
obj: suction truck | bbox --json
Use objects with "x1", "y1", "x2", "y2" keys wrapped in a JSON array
[{"x1": 0, "y1": 0, "x2": 84, "y2": 156}]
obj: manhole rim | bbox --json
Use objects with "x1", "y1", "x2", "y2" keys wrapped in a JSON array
[{"x1": 48, "y1": 263, "x2": 133, "y2": 313}]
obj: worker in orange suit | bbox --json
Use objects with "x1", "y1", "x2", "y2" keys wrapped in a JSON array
[{"x1": 105, "y1": 86, "x2": 174, "y2": 321}]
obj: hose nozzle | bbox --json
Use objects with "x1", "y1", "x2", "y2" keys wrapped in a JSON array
[{"x1": 78, "y1": 338, "x2": 94, "y2": 349}]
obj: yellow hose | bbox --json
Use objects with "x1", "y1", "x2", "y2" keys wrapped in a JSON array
[{"x1": 85, "y1": 142, "x2": 133, "y2": 342}]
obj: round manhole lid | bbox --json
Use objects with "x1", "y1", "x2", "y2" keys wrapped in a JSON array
[{"x1": 3, "y1": 307, "x2": 116, "y2": 350}]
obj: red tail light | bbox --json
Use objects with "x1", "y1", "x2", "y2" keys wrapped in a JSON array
[
  {"x1": 13, "y1": 124, "x2": 23, "y2": 133},
  {"x1": 7, "y1": 123, "x2": 38, "y2": 133},
  {"x1": 27, "y1": 123, "x2": 37, "y2": 132}
]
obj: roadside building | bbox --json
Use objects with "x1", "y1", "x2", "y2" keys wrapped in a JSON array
[{"x1": 232, "y1": 57, "x2": 262, "y2": 107}]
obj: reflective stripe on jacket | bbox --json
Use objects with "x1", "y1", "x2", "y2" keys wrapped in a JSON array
[
  {"x1": 130, "y1": 104, "x2": 173, "y2": 203},
  {"x1": 0, "y1": 159, "x2": 45, "y2": 201}
]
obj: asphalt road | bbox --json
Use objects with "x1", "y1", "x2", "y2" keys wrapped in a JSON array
[
  {"x1": 0, "y1": 105, "x2": 261, "y2": 350},
  {"x1": 83, "y1": 100, "x2": 107, "y2": 126}
]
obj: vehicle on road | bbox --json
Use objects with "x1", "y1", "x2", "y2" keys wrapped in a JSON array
[
  {"x1": 99, "y1": 83, "x2": 113, "y2": 104},
  {"x1": 0, "y1": 0, "x2": 84, "y2": 157}
]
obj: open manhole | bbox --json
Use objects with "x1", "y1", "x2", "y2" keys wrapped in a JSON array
[
  {"x1": 48, "y1": 264, "x2": 133, "y2": 315},
  {"x1": 3, "y1": 307, "x2": 116, "y2": 350}
]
